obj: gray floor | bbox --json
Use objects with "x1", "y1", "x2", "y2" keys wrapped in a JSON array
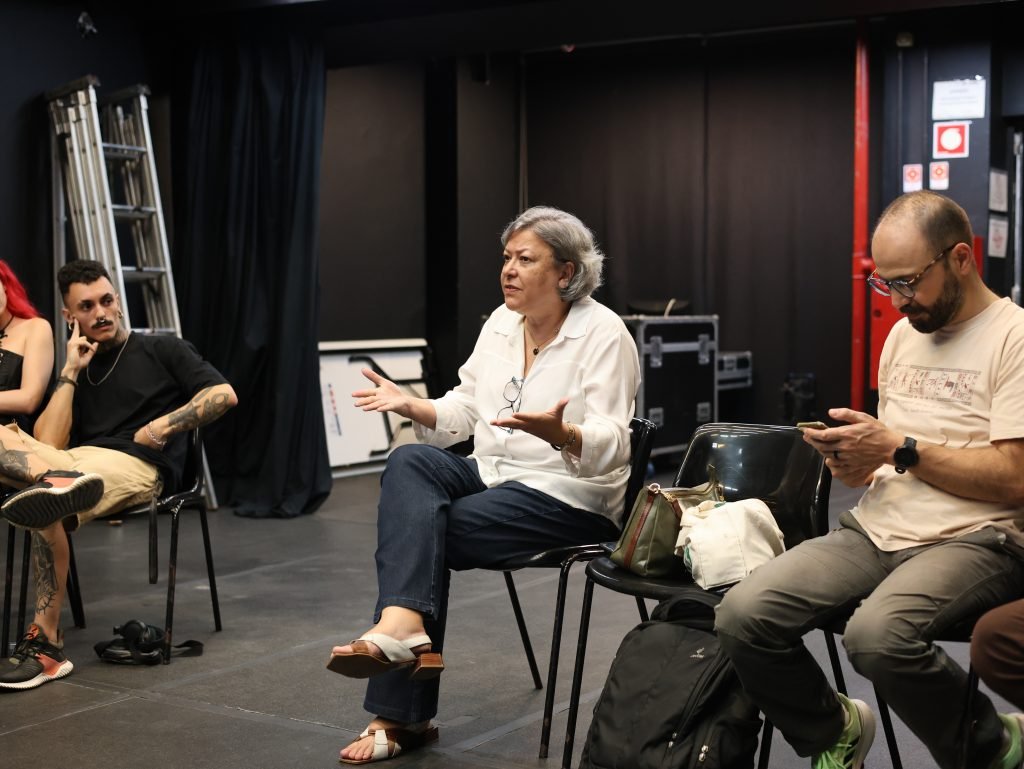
[{"x1": 0, "y1": 473, "x2": 1007, "y2": 768}]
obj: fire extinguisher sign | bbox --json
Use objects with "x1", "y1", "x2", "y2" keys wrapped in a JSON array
[{"x1": 933, "y1": 121, "x2": 970, "y2": 159}]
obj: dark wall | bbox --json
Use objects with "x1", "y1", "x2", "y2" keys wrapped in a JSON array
[
  {"x1": 524, "y1": 30, "x2": 855, "y2": 423},
  {"x1": 317, "y1": 63, "x2": 426, "y2": 341},
  {"x1": 0, "y1": 3, "x2": 150, "y2": 321}
]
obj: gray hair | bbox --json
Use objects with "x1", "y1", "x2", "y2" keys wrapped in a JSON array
[{"x1": 501, "y1": 206, "x2": 604, "y2": 301}]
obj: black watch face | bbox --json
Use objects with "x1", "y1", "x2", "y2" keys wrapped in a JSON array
[{"x1": 895, "y1": 441, "x2": 918, "y2": 469}]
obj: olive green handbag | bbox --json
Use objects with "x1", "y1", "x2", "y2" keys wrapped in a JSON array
[{"x1": 610, "y1": 466, "x2": 725, "y2": 578}]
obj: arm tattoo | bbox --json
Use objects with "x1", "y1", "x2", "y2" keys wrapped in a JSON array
[
  {"x1": 32, "y1": 533, "x2": 59, "y2": 615},
  {"x1": 167, "y1": 386, "x2": 232, "y2": 432},
  {"x1": 0, "y1": 439, "x2": 36, "y2": 483}
]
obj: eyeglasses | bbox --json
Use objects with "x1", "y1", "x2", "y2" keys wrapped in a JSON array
[
  {"x1": 496, "y1": 376, "x2": 523, "y2": 433},
  {"x1": 866, "y1": 243, "x2": 959, "y2": 298}
]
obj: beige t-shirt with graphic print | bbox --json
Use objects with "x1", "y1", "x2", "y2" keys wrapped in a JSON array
[{"x1": 851, "y1": 297, "x2": 1024, "y2": 551}]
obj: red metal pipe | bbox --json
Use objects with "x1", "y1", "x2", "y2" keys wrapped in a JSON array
[{"x1": 850, "y1": 25, "x2": 872, "y2": 411}]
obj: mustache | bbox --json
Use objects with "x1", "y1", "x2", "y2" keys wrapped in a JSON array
[{"x1": 92, "y1": 319, "x2": 113, "y2": 330}]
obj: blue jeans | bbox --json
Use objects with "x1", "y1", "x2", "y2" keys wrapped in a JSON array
[
  {"x1": 363, "y1": 444, "x2": 620, "y2": 723},
  {"x1": 715, "y1": 511, "x2": 1024, "y2": 769}
]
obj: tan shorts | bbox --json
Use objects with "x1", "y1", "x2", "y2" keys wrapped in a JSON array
[{"x1": 12, "y1": 426, "x2": 163, "y2": 526}]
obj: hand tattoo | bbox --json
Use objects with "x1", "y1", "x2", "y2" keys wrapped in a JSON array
[{"x1": 32, "y1": 533, "x2": 59, "y2": 615}]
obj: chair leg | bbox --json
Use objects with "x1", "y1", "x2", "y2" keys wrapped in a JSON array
[
  {"x1": 3, "y1": 525, "x2": 15, "y2": 654},
  {"x1": 198, "y1": 504, "x2": 222, "y2": 631},
  {"x1": 504, "y1": 571, "x2": 543, "y2": 690},
  {"x1": 16, "y1": 530, "x2": 30, "y2": 639},
  {"x1": 824, "y1": 630, "x2": 848, "y2": 694},
  {"x1": 65, "y1": 532, "x2": 86, "y2": 629},
  {"x1": 636, "y1": 595, "x2": 649, "y2": 622},
  {"x1": 163, "y1": 505, "x2": 182, "y2": 664},
  {"x1": 562, "y1": 576, "x2": 596, "y2": 769},
  {"x1": 960, "y1": 666, "x2": 979, "y2": 769},
  {"x1": 873, "y1": 685, "x2": 904, "y2": 769},
  {"x1": 756, "y1": 716, "x2": 774, "y2": 769},
  {"x1": 539, "y1": 553, "x2": 587, "y2": 759}
]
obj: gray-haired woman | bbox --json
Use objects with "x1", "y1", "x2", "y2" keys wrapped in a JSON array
[{"x1": 329, "y1": 206, "x2": 641, "y2": 765}]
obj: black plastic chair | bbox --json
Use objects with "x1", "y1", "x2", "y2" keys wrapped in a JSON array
[
  {"x1": 127, "y1": 428, "x2": 222, "y2": 662},
  {"x1": 560, "y1": 422, "x2": 831, "y2": 769},
  {"x1": 488, "y1": 416, "x2": 657, "y2": 758}
]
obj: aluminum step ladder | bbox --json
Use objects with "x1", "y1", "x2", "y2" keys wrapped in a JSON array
[{"x1": 47, "y1": 75, "x2": 217, "y2": 508}]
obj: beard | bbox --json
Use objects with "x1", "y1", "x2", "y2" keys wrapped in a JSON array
[{"x1": 901, "y1": 268, "x2": 964, "y2": 333}]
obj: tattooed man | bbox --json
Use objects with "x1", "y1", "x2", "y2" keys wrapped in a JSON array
[{"x1": 0, "y1": 260, "x2": 236, "y2": 690}]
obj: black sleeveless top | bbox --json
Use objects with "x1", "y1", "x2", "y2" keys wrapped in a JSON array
[{"x1": 0, "y1": 349, "x2": 31, "y2": 431}]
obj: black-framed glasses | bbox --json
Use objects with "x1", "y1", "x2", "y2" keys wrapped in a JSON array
[
  {"x1": 496, "y1": 376, "x2": 523, "y2": 433},
  {"x1": 866, "y1": 242, "x2": 959, "y2": 298}
]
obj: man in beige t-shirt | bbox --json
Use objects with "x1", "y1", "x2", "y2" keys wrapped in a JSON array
[{"x1": 716, "y1": 191, "x2": 1024, "y2": 769}]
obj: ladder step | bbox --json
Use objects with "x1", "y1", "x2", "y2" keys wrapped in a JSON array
[
  {"x1": 120, "y1": 266, "x2": 167, "y2": 282},
  {"x1": 111, "y1": 204, "x2": 157, "y2": 220},
  {"x1": 103, "y1": 142, "x2": 147, "y2": 160},
  {"x1": 130, "y1": 327, "x2": 178, "y2": 335}
]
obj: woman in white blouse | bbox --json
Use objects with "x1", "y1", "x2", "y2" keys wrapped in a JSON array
[{"x1": 331, "y1": 206, "x2": 641, "y2": 765}]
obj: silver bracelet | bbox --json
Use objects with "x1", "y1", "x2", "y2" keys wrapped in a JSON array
[{"x1": 146, "y1": 422, "x2": 167, "y2": 448}]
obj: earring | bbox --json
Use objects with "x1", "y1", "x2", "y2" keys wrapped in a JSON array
[
  {"x1": 67, "y1": 323, "x2": 73, "y2": 333},
  {"x1": 117, "y1": 310, "x2": 124, "y2": 320}
]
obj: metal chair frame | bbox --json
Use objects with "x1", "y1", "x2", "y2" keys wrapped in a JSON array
[{"x1": 494, "y1": 416, "x2": 657, "y2": 758}]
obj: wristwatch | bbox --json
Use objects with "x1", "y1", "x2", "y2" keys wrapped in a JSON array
[{"x1": 893, "y1": 436, "x2": 919, "y2": 474}]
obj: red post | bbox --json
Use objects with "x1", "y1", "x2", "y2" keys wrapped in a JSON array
[{"x1": 850, "y1": 24, "x2": 872, "y2": 411}]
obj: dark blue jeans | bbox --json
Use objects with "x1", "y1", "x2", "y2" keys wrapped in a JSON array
[{"x1": 364, "y1": 443, "x2": 620, "y2": 722}]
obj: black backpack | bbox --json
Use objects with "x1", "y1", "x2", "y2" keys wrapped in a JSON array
[{"x1": 580, "y1": 591, "x2": 762, "y2": 769}]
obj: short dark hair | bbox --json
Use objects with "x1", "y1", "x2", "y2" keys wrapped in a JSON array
[
  {"x1": 57, "y1": 260, "x2": 112, "y2": 298},
  {"x1": 876, "y1": 191, "x2": 973, "y2": 253}
]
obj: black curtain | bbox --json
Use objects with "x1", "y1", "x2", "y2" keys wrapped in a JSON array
[{"x1": 171, "y1": 34, "x2": 331, "y2": 518}]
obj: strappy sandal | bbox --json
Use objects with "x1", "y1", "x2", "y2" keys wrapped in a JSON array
[
  {"x1": 339, "y1": 724, "x2": 439, "y2": 765},
  {"x1": 326, "y1": 632, "x2": 444, "y2": 680}
]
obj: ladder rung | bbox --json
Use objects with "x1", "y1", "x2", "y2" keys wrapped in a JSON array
[
  {"x1": 131, "y1": 327, "x2": 178, "y2": 335},
  {"x1": 120, "y1": 266, "x2": 167, "y2": 282},
  {"x1": 103, "y1": 142, "x2": 147, "y2": 160},
  {"x1": 111, "y1": 204, "x2": 156, "y2": 220}
]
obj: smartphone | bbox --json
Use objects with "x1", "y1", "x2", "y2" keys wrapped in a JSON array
[{"x1": 796, "y1": 421, "x2": 828, "y2": 430}]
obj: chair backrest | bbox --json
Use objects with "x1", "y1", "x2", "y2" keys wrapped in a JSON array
[
  {"x1": 673, "y1": 422, "x2": 830, "y2": 548},
  {"x1": 623, "y1": 417, "x2": 657, "y2": 520}
]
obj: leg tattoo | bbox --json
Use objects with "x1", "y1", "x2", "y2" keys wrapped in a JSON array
[
  {"x1": 0, "y1": 439, "x2": 37, "y2": 484},
  {"x1": 32, "y1": 533, "x2": 59, "y2": 616}
]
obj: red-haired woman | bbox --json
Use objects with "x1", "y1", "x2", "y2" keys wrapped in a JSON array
[{"x1": 0, "y1": 260, "x2": 54, "y2": 430}]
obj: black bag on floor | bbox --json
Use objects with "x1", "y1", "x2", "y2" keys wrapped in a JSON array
[
  {"x1": 94, "y1": 619, "x2": 203, "y2": 665},
  {"x1": 580, "y1": 591, "x2": 762, "y2": 769}
]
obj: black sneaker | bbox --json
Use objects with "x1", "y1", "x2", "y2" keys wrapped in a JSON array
[
  {"x1": 0, "y1": 470, "x2": 104, "y2": 530},
  {"x1": 0, "y1": 624, "x2": 74, "y2": 690}
]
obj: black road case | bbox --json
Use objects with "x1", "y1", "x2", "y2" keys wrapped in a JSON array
[{"x1": 622, "y1": 315, "x2": 718, "y2": 457}]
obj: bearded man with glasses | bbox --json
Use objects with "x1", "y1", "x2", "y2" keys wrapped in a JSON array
[
  {"x1": 716, "y1": 190, "x2": 1024, "y2": 769},
  {"x1": 328, "y1": 206, "x2": 640, "y2": 765}
]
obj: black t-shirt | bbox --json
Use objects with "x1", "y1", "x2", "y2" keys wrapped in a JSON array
[{"x1": 71, "y1": 333, "x2": 228, "y2": 490}]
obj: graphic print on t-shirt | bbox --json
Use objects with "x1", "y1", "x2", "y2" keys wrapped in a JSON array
[{"x1": 888, "y1": 363, "x2": 979, "y2": 404}]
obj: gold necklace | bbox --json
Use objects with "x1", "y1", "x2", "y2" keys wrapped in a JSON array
[
  {"x1": 86, "y1": 333, "x2": 130, "y2": 386},
  {"x1": 525, "y1": 323, "x2": 561, "y2": 355}
]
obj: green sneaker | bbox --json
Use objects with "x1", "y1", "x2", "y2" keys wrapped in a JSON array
[
  {"x1": 995, "y1": 714, "x2": 1024, "y2": 769},
  {"x1": 812, "y1": 694, "x2": 875, "y2": 769}
]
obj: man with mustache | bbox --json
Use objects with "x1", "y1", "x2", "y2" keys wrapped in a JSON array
[
  {"x1": 716, "y1": 191, "x2": 1024, "y2": 769},
  {"x1": 0, "y1": 260, "x2": 237, "y2": 690}
]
